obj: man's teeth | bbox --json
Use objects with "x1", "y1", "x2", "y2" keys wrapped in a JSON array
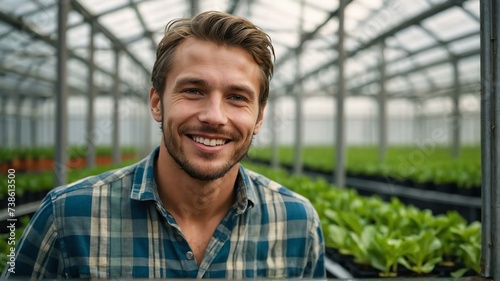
[{"x1": 192, "y1": 136, "x2": 226, "y2": 146}]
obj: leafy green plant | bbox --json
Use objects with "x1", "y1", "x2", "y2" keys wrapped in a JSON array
[
  {"x1": 367, "y1": 228, "x2": 413, "y2": 277},
  {"x1": 346, "y1": 225, "x2": 376, "y2": 265},
  {"x1": 241, "y1": 161, "x2": 481, "y2": 277},
  {"x1": 371, "y1": 197, "x2": 409, "y2": 233},
  {"x1": 0, "y1": 148, "x2": 14, "y2": 164},
  {"x1": 324, "y1": 224, "x2": 350, "y2": 255},
  {"x1": 404, "y1": 207, "x2": 436, "y2": 234},
  {"x1": 432, "y1": 211, "x2": 467, "y2": 266},
  {"x1": 450, "y1": 221, "x2": 482, "y2": 276},
  {"x1": 399, "y1": 230, "x2": 443, "y2": 274}
]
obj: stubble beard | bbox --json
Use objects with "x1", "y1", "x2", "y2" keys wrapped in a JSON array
[{"x1": 160, "y1": 118, "x2": 251, "y2": 182}]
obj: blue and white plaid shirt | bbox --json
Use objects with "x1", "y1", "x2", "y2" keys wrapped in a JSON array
[{"x1": 3, "y1": 147, "x2": 325, "y2": 279}]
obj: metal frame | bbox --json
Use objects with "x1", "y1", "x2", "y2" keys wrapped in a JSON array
[
  {"x1": 480, "y1": 0, "x2": 498, "y2": 278},
  {"x1": 0, "y1": 0, "x2": 490, "y2": 277}
]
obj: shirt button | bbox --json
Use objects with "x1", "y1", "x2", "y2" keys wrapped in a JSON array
[{"x1": 186, "y1": 251, "x2": 194, "y2": 260}]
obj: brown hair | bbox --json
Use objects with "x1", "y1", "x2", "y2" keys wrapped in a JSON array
[{"x1": 151, "y1": 11, "x2": 275, "y2": 107}]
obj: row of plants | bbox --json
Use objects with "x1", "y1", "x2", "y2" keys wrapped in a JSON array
[
  {"x1": 1, "y1": 146, "x2": 137, "y2": 162},
  {"x1": 247, "y1": 145, "x2": 481, "y2": 196},
  {"x1": 242, "y1": 162, "x2": 481, "y2": 277},
  {"x1": 0, "y1": 146, "x2": 138, "y2": 173},
  {"x1": 0, "y1": 158, "x2": 139, "y2": 204}
]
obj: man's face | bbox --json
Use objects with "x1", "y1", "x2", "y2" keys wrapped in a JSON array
[{"x1": 150, "y1": 38, "x2": 265, "y2": 181}]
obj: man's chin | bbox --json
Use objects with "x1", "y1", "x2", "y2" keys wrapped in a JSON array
[
  {"x1": 181, "y1": 162, "x2": 236, "y2": 182},
  {"x1": 184, "y1": 170, "x2": 228, "y2": 182}
]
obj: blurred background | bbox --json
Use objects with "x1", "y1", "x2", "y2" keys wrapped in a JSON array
[
  {"x1": 0, "y1": 0, "x2": 491, "y2": 278},
  {"x1": 0, "y1": 0, "x2": 480, "y2": 150}
]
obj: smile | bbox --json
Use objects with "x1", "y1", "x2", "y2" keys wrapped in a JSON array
[{"x1": 191, "y1": 136, "x2": 227, "y2": 147}]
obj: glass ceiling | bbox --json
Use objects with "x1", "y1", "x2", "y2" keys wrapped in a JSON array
[{"x1": 0, "y1": 0, "x2": 480, "y2": 105}]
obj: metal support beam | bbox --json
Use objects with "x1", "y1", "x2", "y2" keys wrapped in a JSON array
[
  {"x1": 269, "y1": 98, "x2": 280, "y2": 169},
  {"x1": 30, "y1": 98, "x2": 39, "y2": 148},
  {"x1": 335, "y1": 0, "x2": 347, "y2": 189},
  {"x1": 54, "y1": 0, "x2": 69, "y2": 186},
  {"x1": 293, "y1": 74, "x2": 304, "y2": 175},
  {"x1": 0, "y1": 9, "x2": 147, "y2": 101},
  {"x1": 480, "y1": 0, "x2": 498, "y2": 278},
  {"x1": 451, "y1": 58, "x2": 461, "y2": 158},
  {"x1": 378, "y1": 41, "x2": 387, "y2": 162},
  {"x1": 413, "y1": 100, "x2": 425, "y2": 144},
  {"x1": 190, "y1": 0, "x2": 199, "y2": 16},
  {"x1": 112, "y1": 49, "x2": 121, "y2": 165},
  {"x1": 347, "y1": 48, "x2": 479, "y2": 97},
  {"x1": 293, "y1": 0, "x2": 305, "y2": 176},
  {"x1": 274, "y1": 0, "x2": 353, "y2": 68},
  {"x1": 128, "y1": 0, "x2": 157, "y2": 52},
  {"x1": 86, "y1": 21, "x2": 96, "y2": 169},
  {"x1": 15, "y1": 95, "x2": 24, "y2": 148},
  {"x1": 226, "y1": 0, "x2": 242, "y2": 14},
  {"x1": 276, "y1": 0, "x2": 468, "y2": 95},
  {"x1": 70, "y1": 1, "x2": 150, "y2": 76},
  {"x1": 0, "y1": 96, "x2": 7, "y2": 147}
]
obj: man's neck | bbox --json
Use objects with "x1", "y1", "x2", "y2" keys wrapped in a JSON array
[{"x1": 154, "y1": 146, "x2": 238, "y2": 222}]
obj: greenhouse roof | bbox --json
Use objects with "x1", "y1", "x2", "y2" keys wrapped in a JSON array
[{"x1": 0, "y1": 0, "x2": 480, "y2": 103}]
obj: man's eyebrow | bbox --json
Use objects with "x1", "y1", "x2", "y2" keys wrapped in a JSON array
[
  {"x1": 227, "y1": 84, "x2": 257, "y2": 97},
  {"x1": 174, "y1": 77, "x2": 208, "y2": 87}
]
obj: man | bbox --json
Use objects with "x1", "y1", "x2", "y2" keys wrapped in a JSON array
[{"x1": 3, "y1": 11, "x2": 325, "y2": 279}]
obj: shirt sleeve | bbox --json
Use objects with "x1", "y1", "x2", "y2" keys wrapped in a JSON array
[
  {"x1": 1, "y1": 194, "x2": 64, "y2": 279},
  {"x1": 307, "y1": 208, "x2": 326, "y2": 278}
]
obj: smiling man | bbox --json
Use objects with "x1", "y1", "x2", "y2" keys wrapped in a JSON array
[{"x1": 3, "y1": 11, "x2": 325, "y2": 279}]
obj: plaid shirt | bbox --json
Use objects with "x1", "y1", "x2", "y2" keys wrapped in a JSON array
[{"x1": 3, "y1": 147, "x2": 325, "y2": 279}]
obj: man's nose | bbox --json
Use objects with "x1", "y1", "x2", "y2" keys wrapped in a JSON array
[{"x1": 198, "y1": 94, "x2": 228, "y2": 126}]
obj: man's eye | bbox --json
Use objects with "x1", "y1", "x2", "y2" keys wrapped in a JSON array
[
  {"x1": 184, "y1": 89, "x2": 201, "y2": 94},
  {"x1": 229, "y1": 95, "x2": 246, "y2": 101}
]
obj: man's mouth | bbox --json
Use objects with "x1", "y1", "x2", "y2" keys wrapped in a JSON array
[{"x1": 191, "y1": 136, "x2": 228, "y2": 147}]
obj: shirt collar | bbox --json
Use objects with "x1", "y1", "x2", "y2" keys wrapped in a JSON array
[
  {"x1": 234, "y1": 165, "x2": 256, "y2": 213},
  {"x1": 130, "y1": 146, "x2": 161, "y2": 202},
  {"x1": 130, "y1": 146, "x2": 255, "y2": 213}
]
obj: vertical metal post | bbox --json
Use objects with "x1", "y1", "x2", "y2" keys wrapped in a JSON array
[
  {"x1": 0, "y1": 96, "x2": 7, "y2": 146},
  {"x1": 480, "y1": 0, "x2": 498, "y2": 277},
  {"x1": 493, "y1": 1, "x2": 500, "y2": 276},
  {"x1": 451, "y1": 58, "x2": 461, "y2": 158},
  {"x1": 112, "y1": 48, "x2": 121, "y2": 164},
  {"x1": 335, "y1": 0, "x2": 347, "y2": 188},
  {"x1": 86, "y1": 21, "x2": 96, "y2": 168},
  {"x1": 378, "y1": 41, "x2": 387, "y2": 162},
  {"x1": 413, "y1": 101, "x2": 423, "y2": 144},
  {"x1": 15, "y1": 96, "x2": 23, "y2": 148},
  {"x1": 293, "y1": 86, "x2": 303, "y2": 175},
  {"x1": 293, "y1": 0, "x2": 305, "y2": 175},
  {"x1": 54, "y1": 0, "x2": 69, "y2": 186},
  {"x1": 190, "y1": 0, "x2": 199, "y2": 16},
  {"x1": 269, "y1": 98, "x2": 280, "y2": 169},
  {"x1": 30, "y1": 98, "x2": 38, "y2": 148}
]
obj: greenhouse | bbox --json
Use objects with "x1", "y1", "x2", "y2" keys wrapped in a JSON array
[{"x1": 0, "y1": 0, "x2": 497, "y2": 279}]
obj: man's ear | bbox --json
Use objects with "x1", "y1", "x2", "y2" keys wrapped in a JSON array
[
  {"x1": 149, "y1": 87, "x2": 162, "y2": 122},
  {"x1": 253, "y1": 103, "x2": 267, "y2": 135}
]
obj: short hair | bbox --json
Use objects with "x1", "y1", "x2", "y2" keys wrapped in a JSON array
[{"x1": 151, "y1": 11, "x2": 275, "y2": 107}]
